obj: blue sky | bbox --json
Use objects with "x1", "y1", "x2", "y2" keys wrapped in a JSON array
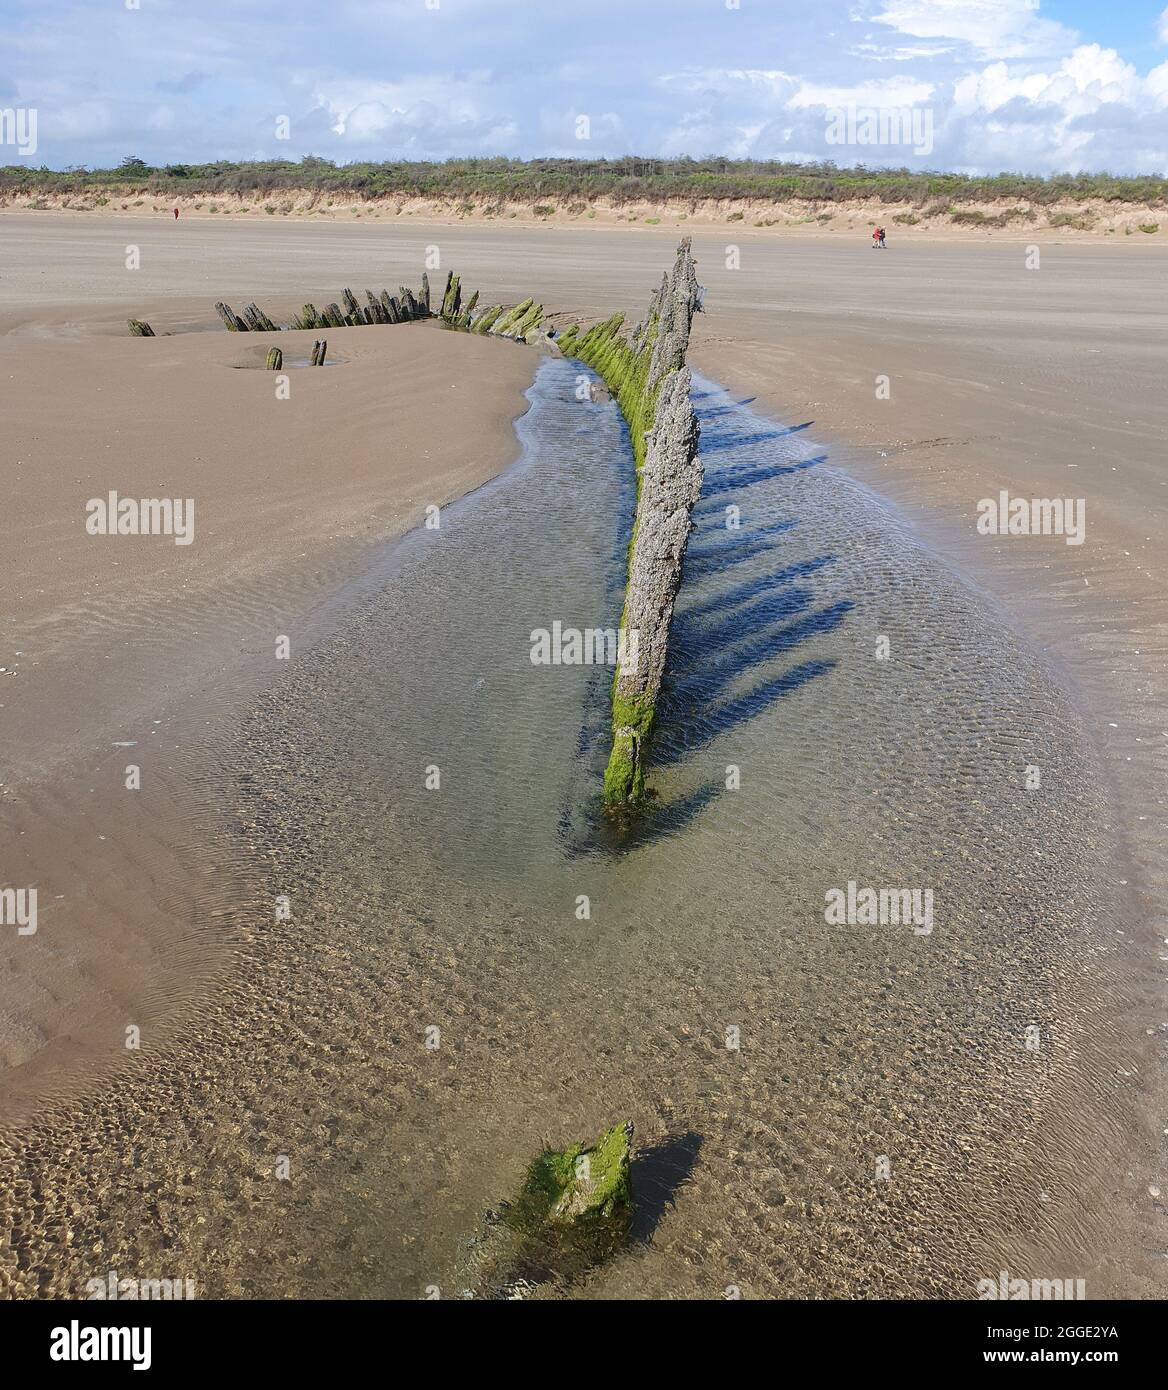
[{"x1": 3, "y1": 0, "x2": 1168, "y2": 174}]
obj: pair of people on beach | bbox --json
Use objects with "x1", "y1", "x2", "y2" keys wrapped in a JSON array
[{"x1": 872, "y1": 225, "x2": 887, "y2": 248}]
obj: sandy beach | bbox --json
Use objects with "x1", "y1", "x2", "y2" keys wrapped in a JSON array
[
  {"x1": 5, "y1": 213, "x2": 1161, "y2": 935},
  {"x1": 0, "y1": 261, "x2": 534, "y2": 1115},
  {"x1": 1, "y1": 212, "x2": 1164, "y2": 1298}
]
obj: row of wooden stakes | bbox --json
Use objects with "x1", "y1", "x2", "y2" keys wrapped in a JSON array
[
  {"x1": 127, "y1": 270, "x2": 545, "y2": 344},
  {"x1": 215, "y1": 278, "x2": 431, "y2": 334}
]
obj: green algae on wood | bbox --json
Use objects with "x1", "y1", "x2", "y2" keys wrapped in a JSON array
[
  {"x1": 492, "y1": 297, "x2": 533, "y2": 336},
  {"x1": 558, "y1": 240, "x2": 703, "y2": 809},
  {"x1": 511, "y1": 1121, "x2": 633, "y2": 1233},
  {"x1": 215, "y1": 301, "x2": 247, "y2": 332},
  {"x1": 472, "y1": 304, "x2": 503, "y2": 334},
  {"x1": 456, "y1": 1122, "x2": 635, "y2": 1298},
  {"x1": 440, "y1": 271, "x2": 462, "y2": 321},
  {"x1": 242, "y1": 301, "x2": 279, "y2": 332},
  {"x1": 291, "y1": 303, "x2": 321, "y2": 330},
  {"x1": 217, "y1": 280, "x2": 430, "y2": 334}
]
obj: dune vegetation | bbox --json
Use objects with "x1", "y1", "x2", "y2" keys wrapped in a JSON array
[{"x1": 3, "y1": 154, "x2": 1165, "y2": 211}]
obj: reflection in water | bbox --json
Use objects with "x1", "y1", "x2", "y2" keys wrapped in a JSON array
[{"x1": 2, "y1": 360, "x2": 1129, "y2": 1300}]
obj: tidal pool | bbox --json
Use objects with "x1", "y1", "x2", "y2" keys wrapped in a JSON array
[{"x1": 3, "y1": 358, "x2": 1130, "y2": 1300}]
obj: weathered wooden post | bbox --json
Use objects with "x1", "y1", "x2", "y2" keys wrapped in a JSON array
[
  {"x1": 472, "y1": 305, "x2": 502, "y2": 334},
  {"x1": 127, "y1": 319, "x2": 155, "y2": 337},
  {"x1": 491, "y1": 298, "x2": 533, "y2": 336},
  {"x1": 243, "y1": 303, "x2": 278, "y2": 332},
  {"x1": 456, "y1": 289, "x2": 479, "y2": 328},
  {"x1": 440, "y1": 272, "x2": 463, "y2": 321},
  {"x1": 216, "y1": 302, "x2": 247, "y2": 332},
  {"x1": 266, "y1": 348, "x2": 283, "y2": 370},
  {"x1": 554, "y1": 240, "x2": 703, "y2": 807}
]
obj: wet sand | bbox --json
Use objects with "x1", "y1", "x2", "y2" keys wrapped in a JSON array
[
  {"x1": 0, "y1": 288, "x2": 535, "y2": 1115},
  {"x1": 1, "y1": 214, "x2": 1163, "y2": 1297}
]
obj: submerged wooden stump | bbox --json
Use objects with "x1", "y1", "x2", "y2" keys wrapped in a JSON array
[
  {"x1": 456, "y1": 1122, "x2": 634, "y2": 1299},
  {"x1": 127, "y1": 319, "x2": 154, "y2": 337}
]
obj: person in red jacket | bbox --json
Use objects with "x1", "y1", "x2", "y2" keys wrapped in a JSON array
[{"x1": 173, "y1": 207, "x2": 179, "y2": 220}]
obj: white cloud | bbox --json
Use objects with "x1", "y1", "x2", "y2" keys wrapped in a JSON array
[
  {"x1": 658, "y1": 69, "x2": 802, "y2": 102},
  {"x1": 310, "y1": 75, "x2": 519, "y2": 152},
  {"x1": 867, "y1": 0, "x2": 1075, "y2": 61},
  {"x1": 787, "y1": 77, "x2": 936, "y2": 109},
  {"x1": 950, "y1": 46, "x2": 1168, "y2": 171},
  {"x1": 5, "y1": 0, "x2": 1168, "y2": 175},
  {"x1": 954, "y1": 45, "x2": 1162, "y2": 117},
  {"x1": 850, "y1": 42, "x2": 959, "y2": 63}
]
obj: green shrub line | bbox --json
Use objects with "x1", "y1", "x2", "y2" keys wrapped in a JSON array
[{"x1": 5, "y1": 155, "x2": 1165, "y2": 209}]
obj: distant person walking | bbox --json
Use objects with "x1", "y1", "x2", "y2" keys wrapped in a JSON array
[
  {"x1": 879, "y1": 225, "x2": 887, "y2": 248},
  {"x1": 173, "y1": 207, "x2": 179, "y2": 220},
  {"x1": 872, "y1": 225, "x2": 880, "y2": 248}
]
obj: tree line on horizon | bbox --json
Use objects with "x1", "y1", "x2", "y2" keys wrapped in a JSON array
[{"x1": 2, "y1": 155, "x2": 1164, "y2": 206}]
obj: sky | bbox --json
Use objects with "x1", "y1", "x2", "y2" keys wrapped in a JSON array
[{"x1": 3, "y1": 0, "x2": 1168, "y2": 174}]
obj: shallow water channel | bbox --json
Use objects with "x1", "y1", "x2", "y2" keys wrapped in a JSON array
[{"x1": 224, "y1": 357, "x2": 1119, "y2": 1297}]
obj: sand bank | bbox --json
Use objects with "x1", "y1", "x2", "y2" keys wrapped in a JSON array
[
  {"x1": 0, "y1": 287, "x2": 534, "y2": 1115},
  {"x1": 4, "y1": 189, "x2": 1166, "y2": 242}
]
